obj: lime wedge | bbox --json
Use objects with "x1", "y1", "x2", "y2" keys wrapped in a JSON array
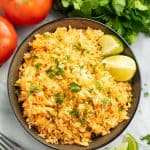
[
  {"x1": 100, "y1": 35, "x2": 124, "y2": 56},
  {"x1": 125, "y1": 134, "x2": 139, "y2": 150},
  {"x1": 113, "y1": 142, "x2": 128, "y2": 150},
  {"x1": 102, "y1": 55, "x2": 136, "y2": 81}
]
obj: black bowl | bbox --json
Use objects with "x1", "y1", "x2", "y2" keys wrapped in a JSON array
[{"x1": 8, "y1": 18, "x2": 141, "y2": 150}]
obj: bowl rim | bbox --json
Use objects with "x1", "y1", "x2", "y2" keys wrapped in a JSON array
[{"x1": 7, "y1": 17, "x2": 141, "y2": 150}]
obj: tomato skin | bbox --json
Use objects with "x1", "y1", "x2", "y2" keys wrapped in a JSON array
[
  {"x1": 0, "y1": 16, "x2": 18, "y2": 64},
  {"x1": 1, "y1": 0, "x2": 53, "y2": 26}
]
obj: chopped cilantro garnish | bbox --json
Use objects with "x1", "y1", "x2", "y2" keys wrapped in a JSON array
[
  {"x1": 35, "y1": 63, "x2": 42, "y2": 69},
  {"x1": 141, "y1": 134, "x2": 150, "y2": 145},
  {"x1": 51, "y1": 115, "x2": 56, "y2": 122},
  {"x1": 47, "y1": 67, "x2": 56, "y2": 78},
  {"x1": 144, "y1": 92, "x2": 149, "y2": 97},
  {"x1": 64, "y1": 55, "x2": 71, "y2": 61},
  {"x1": 79, "y1": 110, "x2": 87, "y2": 126},
  {"x1": 102, "y1": 99, "x2": 110, "y2": 106},
  {"x1": 29, "y1": 86, "x2": 40, "y2": 94},
  {"x1": 69, "y1": 108, "x2": 79, "y2": 116},
  {"x1": 55, "y1": 59, "x2": 59, "y2": 67},
  {"x1": 56, "y1": 98, "x2": 64, "y2": 105},
  {"x1": 31, "y1": 54, "x2": 38, "y2": 59},
  {"x1": 56, "y1": 66, "x2": 64, "y2": 76},
  {"x1": 79, "y1": 115, "x2": 86, "y2": 127},
  {"x1": 47, "y1": 111, "x2": 56, "y2": 122},
  {"x1": 95, "y1": 81, "x2": 103, "y2": 90},
  {"x1": 49, "y1": 72, "x2": 56, "y2": 79},
  {"x1": 88, "y1": 88, "x2": 93, "y2": 93},
  {"x1": 15, "y1": 89, "x2": 20, "y2": 96},
  {"x1": 55, "y1": 93, "x2": 66, "y2": 105},
  {"x1": 69, "y1": 66, "x2": 73, "y2": 72},
  {"x1": 46, "y1": 67, "x2": 53, "y2": 73},
  {"x1": 79, "y1": 64, "x2": 84, "y2": 69},
  {"x1": 46, "y1": 64, "x2": 64, "y2": 78},
  {"x1": 70, "y1": 82, "x2": 81, "y2": 92}
]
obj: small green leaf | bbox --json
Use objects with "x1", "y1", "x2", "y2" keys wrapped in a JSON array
[
  {"x1": 99, "y1": 0, "x2": 110, "y2": 6},
  {"x1": 62, "y1": 0, "x2": 71, "y2": 7},
  {"x1": 56, "y1": 67, "x2": 64, "y2": 76},
  {"x1": 124, "y1": 31, "x2": 138, "y2": 44},
  {"x1": 51, "y1": 115, "x2": 56, "y2": 122},
  {"x1": 134, "y1": 1, "x2": 148, "y2": 11},
  {"x1": 102, "y1": 99, "x2": 110, "y2": 106},
  {"x1": 88, "y1": 88, "x2": 93, "y2": 93},
  {"x1": 70, "y1": 82, "x2": 81, "y2": 92},
  {"x1": 29, "y1": 86, "x2": 40, "y2": 94},
  {"x1": 35, "y1": 63, "x2": 42, "y2": 69},
  {"x1": 80, "y1": 1, "x2": 92, "y2": 17},
  {"x1": 64, "y1": 55, "x2": 71, "y2": 60},
  {"x1": 95, "y1": 81, "x2": 103, "y2": 90},
  {"x1": 73, "y1": 0, "x2": 83, "y2": 10},
  {"x1": 79, "y1": 64, "x2": 84, "y2": 69},
  {"x1": 56, "y1": 98, "x2": 64, "y2": 104},
  {"x1": 144, "y1": 92, "x2": 149, "y2": 97},
  {"x1": 15, "y1": 89, "x2": 20, "y2": 96},
  {"x1": 31, "y1": 54, "x2": 38, "y2": 59},
  {"x1": 49, "y1": 72, "x2": 56, "y2": 78},
  {"x1": 112, "y1": 0, "x2": 126, "y2": 16},
  {"x1": 79, "y1": 110, "x2": 87, "y2": 126},
  {"x1": 141, "y1": 134, "x2": 150, "y2": 145},
  {"x1": 47, "y1": 111, "x2": 56, "y2": 122},
  {"x1": 69, "y1": 108, "x2": 79, "y2": 116},
  {"x1": 55, "y1": 93, "x2": 66, "y2": 104}
]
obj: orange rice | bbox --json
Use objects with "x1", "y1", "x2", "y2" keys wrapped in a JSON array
[{"x1": 16, "y1": 27, "x2": 132, "y2": 146}]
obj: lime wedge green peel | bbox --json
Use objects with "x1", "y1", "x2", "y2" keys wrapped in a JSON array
[
  {"x1": 125, "y1": 133, "x2": 139, "y2": 150},
  {"x1": 100, "y1": 34, "x2": 124, "y2": 57},
  {"x1": 102, "y1": 55, "x2": 136, "y2": 81},
  {"x1": 112, "y1": 134, "x2": 139, "y2": 150}
]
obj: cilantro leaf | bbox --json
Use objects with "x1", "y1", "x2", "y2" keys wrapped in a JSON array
[
  {"x1": 55, "y1": 93, "x2": 66, "y2": 105},
  {"x1": 55, "y1": 0, "x2": 150, "y2": 44},
  {"x1": 31, "y1": 54, "x2": 38, "y2": 59},
  {"x1": 15, "y1": 89, "x2": 20, "y2": 96},
  {"x1": 99, "y1": 0, "x2": 110, "y2": 7},
  {"x1": 144, "y1": 91, "x2": 149, "y2": 97},
  {"x1": 70, "y1": 82, "x2": 81, "y2": 92},
  {"x1": 112, "y1": 0, "x2": 126, "y2": 16},
  {"x1": 29, "y1": 86, "x2": 40, "y2": 94},
  {"x1": 102, "y1": 98, "x2": 110, "y2": 106},
  {"x1": 35, "y1": 63, "x2": 42, "y2": 69},
  {"x1": 69, "y1": 108, "x2": 80, "y2": 116},
  {"x1": 95, "y1": 81, "x2": 103, "y2": 90},
  {"x1": 141, "y1": 134, "x2": 150, "y2": 145}
]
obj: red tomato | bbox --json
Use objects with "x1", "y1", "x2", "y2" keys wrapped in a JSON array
[
  {"x1": 0, "y1": 16, "x2": 18, "y2": 64},
  {"x1": 1, "y1": 0, "x2": 53, "y2": 26}
]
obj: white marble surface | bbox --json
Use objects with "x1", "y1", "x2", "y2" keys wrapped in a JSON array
[{"x1": 0, "y1": 10, "x2": 150, "y2": 150}]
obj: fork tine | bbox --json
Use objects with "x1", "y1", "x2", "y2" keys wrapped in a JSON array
[
  {"x1": 0, "y1": 133, "x2": 23, "y2": 150},
  {"x1": 0, "y1": 141, "x2": 9, "y2": 150}
]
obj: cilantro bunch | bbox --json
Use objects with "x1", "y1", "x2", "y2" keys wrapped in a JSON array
[{"x1": 54, "y1": 0, "x2": 150, "y2": 44}]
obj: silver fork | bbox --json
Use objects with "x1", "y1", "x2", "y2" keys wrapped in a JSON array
[{"x1": 0, "y1": 132, "x2": 23, "y2": 150}]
